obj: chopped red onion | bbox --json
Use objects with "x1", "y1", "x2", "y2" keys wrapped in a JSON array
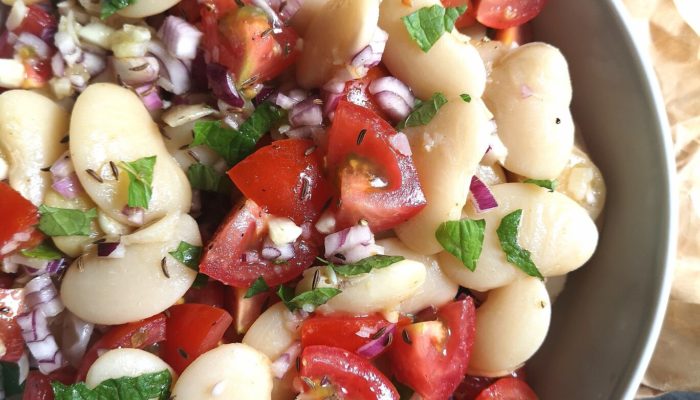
[
  {"x1": 16, "y1": 309, "x2": 66, "y2": 374},
  {"x1": 520, "y1": 84, "x2": 533, "y2": 99},
  {"x1": 24, "y1": 274, "x2": 64, "y2": 318},
  {"x1": 52, "y1": 172, "x2": 82, "y2": 199},
  {"x1": 368, "y1": 76, "x2": 415, "y2": 109},
  {"x1": 97, "y1": 241, "x2": 125, "y2": 258},
  {"x1": 135, "y1": 84, "x2": 163, "y2": 111},
  {"x1": 356, "y1": 323, "x2": 396, "y2": 359},
  {"x1": 273, "y1": 92, "x2": 299, "y2": 110},
  {"x1": 148, "y1": 40, "x2": 190, "y2": 95},
  {"x1": 82, "y1": 52, "x2": 106, "y2": 76},
  {"x1": 285, "y1": 125, "x2": 324, "y2": 140},
  {"x1": 270, "y1": 341, "x2": 301, "y2": 379},
  {"x1": 413, "y1": 305, "x2": 438, "y2": 323},
  {"x1": 368, "y1": 76, "x2": 415, "y2": 123},
  {"x1": 350, "y1": 27, "x2": 388, "y2": 73},
  {"x1": 253, "y1": 86, "x2": 276, "y2": 106},
  {"x1": 242, "y1": 250, "x2": 259, "y2": 263},
  {"x1": 50, "y1": 151, "x2": 74, "y2": 178},
  {"x1": 158, "y1": 16, "x2": 202, "y2": 60},
  {"x1": 112, "y1": 56, "x2": 160, "y2": 85},
  {"x1": 122, "y1": 206, "x2": 145, "y2": 225},
  {"x1": 0, "y1": 229, "x2": 32, "y2": 257},
  {"x1": 389, "y1": 132, "x2": 412, "y2": 156},
  {"x1": 61, "y1": 312, "x2": 94, "y2": 367},
  {"x1": 324, "y1": 224, "x2": 384, "y2": 264},
  {"x1": 469, "y1": 175, "x2": 498, "y2": 213},
  {"x1": 374, "y1": 91, "x2": 412, "y2": 123},
  {"x1": 12, "y1": 255, "x2": 66, "y2": 277},
  {"x1": 206, "y1": 62, "x2": 244, "y2": 107},
  {"x1": 51, "y1": 52, "x2": 65, "y2": 77},
  {"x1": 262, "y1": 238, "x2": 295, "y2": 262},
  {"x1": 288, "y1": 98, "x2": 323, "y2": 127},
  {"x1": 54, "y1": 31, "x2": 82, "y2": 66},
  {"x1": 15, "y1": 32, "x2": 50, "y2": 60},
  {"x1": 278, "y1": 0, "x2": 302, "y2": 22}
]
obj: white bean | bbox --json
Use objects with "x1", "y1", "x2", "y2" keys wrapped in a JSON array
[
  {"x1": 171, "y1": 343, "x2": 273, "y2": 400},
  {"x1": 60, "y1": 213, "x2": 199, "y2": 325},
  {"x1": 475, "y1": 162, "x2": 507, "y2": 186},
  {"x1": 394, "y1": 98, "x2": 490, "y2": 255},
  {"x1": 377, "y1": 238, "x2": 458, "y2": 314},
  {"x1": 291, "y1": 0, "x2": 330, "y2": 36},
  {"x1": 0, "y1": 90, "x2": 68, "y2": 206},
  {"x1": 468, "y1": 277, "x2": 550, "y2": 376},
  {"x1": 378, "y1": 0, "x2": 486, "y2": 100},
  {"x1": 242, "y1": 303, "x2": 300, "y2": 361},
  {"x1": 85, "y1": 348, "x2": 175, "y2": 389},
  {"x1": 296, "y1": 0, "x2": 380, "y2": 89},
  {"x1": 70, "y1": 83, "x2": 191, "y2": 226},
  {"x1": 555, "y1": 146, "x2": 606, "y2": 220},
  {"x1": 117, "y1": 0, "x2": 181, "y2": 18},
  {"x1": 43, "y1": 189, "x2": 101, "y2": 258},
  {"x1": 484, "y1": 42, "x2": 574, "y2": 179},
  {"x1": 439, "y1": 183, "x2": 598, "y2": 291}
]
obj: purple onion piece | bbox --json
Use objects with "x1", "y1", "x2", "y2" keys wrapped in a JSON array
[
  {"x1": 253, "y1": 86, "x2": 276, "y2": 106},
  {"x1": 324, "y1": 225, "x2": 375, "y2": 261},
  {"x1": 350, "y1": 27, "x2": 388, "y2": 72},
  {"x1": 374, "y1": 91, "x2": 412, "y2": 123},
  {"x1": 52, "y1": 173, "x2": 82, "y2": 200},
  {"x1": 158, "y1": 15, "x2": 203, "y2": 60},
  {"x1": 288, "y1": 98, "x2": 323, "y2": 127},
  {"x1": 111, "y1": 56, "x2": 160, "y2": 86},
  {"x1": 122, "y1": 206, "x2": 145, "y2": 226},
  {"x1": 206, "y1": 63, "x2": 244, "y2": 108},
  {"x1": 50, "y1": 151, "x2": 74, "y2": 179},
  {"x1": 270, "y1": 341, "x2": 301, "y2": 379},
  {"x1": 61, "y1": 312, "x2": 94, "y2": 368},
  {"x1": 262, "y1": 238, "x2": 295, "y2": 261},
  {"x1": 136, "y1": 84, "x2": 164, "y2": 111},
  {"x1": 148, "y1": 40, "x2": 191, "y2": 95},
  {"x1": 389, "y1": 133, "x2": 412, "y2": 156},
  {"x1": 469, "y1": 175, "x2": 498, "y2": 213},
  {"x1": 356, "y1": 323, "x2": 396, "y2": 359},
  {"x1": 15, "y1": 32, "x2": 50, "y2": 60},
  {"x1": 368, "y1": 76, "x2": 415, "y2": 107},
  {"x1": 24, "y1": 274, "x2": 64, "y2": 318},
  {"x1": 97, "y1": 241, "x2": 125, "y2": 258}
]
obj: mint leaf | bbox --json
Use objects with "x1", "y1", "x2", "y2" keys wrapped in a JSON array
[
  {"x1": 187, "y1": 163, "x2": 230, "y2": 193},
  {"x1": 193, "y1": 103, "x2": 284, "y2": 166},
  {"x1": 436, "y1": 219, "x2": 486, "y2": 271},
  {"x1": 192, "y1": 273, "x2": 208, "y2": 289},
  {"x1": 496, "y1": 209, "x2": 543, "y2": 279},
  {"x1": 39, "y1": 206, "x2": 97, "y2": 237},
  {"x1": 245, "y1": 276, "x2": 270, "y2": 298},
  {"x1": 20, "y1": 241, "x2": 63, "y2": 260},
  {"x1": 460, "y1": 93, "x2": 472, "y2": 103},
  {"x1": 397, "y1": 92, "x2": 447, "y2": 129},
  {"x1": 168, "y1": 241, "x2": 202, "y2": 269},
  {"x1": 278, "y1": 286, "x2": 341, "y2": 312},
  {"x1": 523, "y1": 179, "x2": 558, "y2": 192},
  {"x1": 119, "y1": 156, "x2": 156, "y2": 209},
  {"x1": 402, "y1": 5, "x2": 466, "y2": 52},
  {"x1": 331, "y1": 255, "x2": 404, "y2": 276},
  {"x1": 101, "y1": 0, "x2": 136, "y2": 19},
  {"x1": 52, "y1": 369, "x2": 171, "y2": 400}
]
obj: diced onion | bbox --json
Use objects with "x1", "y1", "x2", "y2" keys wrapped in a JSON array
[
  {"x1": 16, "y1": 309, "x2": 66, "y2": 374},
  {"x1": 324, "y1": 224, "x2": 384, "y2": 264},
  {"x1": 261, "y1": 237, "x2": 295, "y2": 262},
  {"x1": 158, "y1": 16, "x2": 202, "y2": 60},
  {"x1": 97, "y1": 241, "x2": 125, "y2": 258},
  {"x1": 469, "y1": 175, "x2": 498, "y2": 213},
  {"x1": 15, "y1": 32, "x2": 51, "y2": 60},
  {"x1": 135, "y1": 84, "x2": 163, "y2": 111},
  {"x1": 356, "y1": 324, "x2": 396, "y2": 359},
  {"x1": 6, "y1": 0, "x2": 28, "y2": 32},
  {"x1": 51, "y1": 173, "x2": 82, "y2": 199},
  {"x1": 148, "y1": 40, "x2": 190, "y2": 95},
  {"x1": 24, "y1": 275, "x2": 64, "y2": 318},
  {"x1": 111, "y1": 56, "x2": 160, "y2": 86},
  {"x1": 389, "y1": 132, "x2": 412, "y2": 156},
  {"x1": 270, "y1": 342, "x2": 301, "y2": 379},
  {"x1": 122, "y1": 206, "x2": 145, "y2": 226},
  {"x1": 61, "y1": 312, "x2": 94, "y2": 367},
  {"x1": 162, "y1": 103, "x2": 216, "y2": 128},
  {"x1": 288, "y1": 97, "x2": 323, "y2": 127},
  {"x1": 350, "y1": 27, "x2": 388, "y2": 73},
  {"x1": 206, "y1": 62, "x2": 244, "y2": 107}
]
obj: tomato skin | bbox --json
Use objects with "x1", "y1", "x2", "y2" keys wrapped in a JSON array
[
  {"x1": 337, "y1": 66, "x2": 391, "y2": 121},
  {"x1": 161, "y1": 304, "x2": 233, "y2": 374},
  {"x1": 22, "y1": 58, "x2": 52, "y2": 89},
  {"x1": 475, "y1": 377, "x2": 538, "y2": 400},
  {"x1": 0, "y1": 182, "x2": 40, "y2": 257},
  {"x1": 184, "y1": 279, "x2": 227, "y2": 309},
  {"x1": 453, "y1": 369, "x2": 528, "y2": 400},
  {"x1": 389, "y1": 298, "x2": 476, "y2": 400},
  {"x1": 440, "y1": 0, "x2": 477, "y2": 28},
  {"x1": 76, "y1": 314, "x2": 167, "y2": 381},
  {"x1": 199, "y1": 199, "x2": 319, "y2": 288},
  {"x1": 327, "y1": 101, "x2": 426, "y2": 232},
  {"x1": 476, "y1": 0, "x2": 546, "y2": 29},
  {"x1": 171, "y1": 0, "x2": 201, "y2": 23},
  {"x1": 0, "y1": 289, "x2": 27, "y2": 363},
  {"x1": 228, "y1": 139, "x2": 333, "y2": 224},
  {"x1": 300, "y1": 345, "x2": 399, "y2": 400},
  {"x1": 301, "y1": 315, "x2": 394, "y2": 357},
  {"x1": 14, "y1": 5, "x2": 57, "y2": 41},
  {"x1": 22, "y1": 367, "x2": 76, "y2": 400}
]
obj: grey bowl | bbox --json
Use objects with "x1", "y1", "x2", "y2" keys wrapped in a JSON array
[{"x1": 526, "y1": 0, "x2": 677, "y2": 399}]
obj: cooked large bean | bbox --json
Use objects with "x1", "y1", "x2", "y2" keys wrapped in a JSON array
[
  {"x1": 296, "y1": 260, "x2": 426, "y2": 315},
  {"x1": 43, "y1": 189, "x2": 101, "y2": 258},
  {"x1": 117, "y1": 0, "x2": 181, "y2": 18},
  {"x1": 0, "y1": 90, "x2": 68, "y2": 205},
  {"x1": 378, "y1": 0, "x2": 486, "y2": 100},
  {"x1": 555, "y1": 146, "x2": 606, "y2": 220},
  {"x1": 394, "y1": 98, "x2": 490, "y2": 255},
  {"x1": 468, "y1": 277, "x2": 550, "y2": 376},
  {"x1": 297, "y1": 0, "x2": 381, "y2": 89},
  {"x1": 171, "y1": 343, "x2": 273, "y2": 400},
  {"x1": 291, "y1": 0, "x2": 330, "y2": 36},
  {"x1": 60, "y1": 213, "x2": 199, "y2": 325},
  {"x1": 242, "y1": 303, "x2": 300, "y2": 361},
  {"x1": 377, "y1": 238, "x2": 458, "y2": 314},
  {"x1": 484, "y1": 42, "x2": 574, "y2": 179},
  {"x1": 70, "y1": 83, "x2": 191, "y2": 226},
  {"x1": 439, "y1": 183, "x2": 598, "y2": 291},
  {"x1": 85, "y1": 349, "x2": 175, "y2": 389}
]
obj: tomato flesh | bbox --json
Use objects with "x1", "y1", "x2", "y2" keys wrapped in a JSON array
[
  {"x1": 184, "y1": 279, "x2": 227, "y2": 309},
  {"x1": 0, "y1": 289, "x2": 27, "y2": 363},
  {"x1": 22, "y1": 367, "x2": 76, "y2": 400},
  {"x1": 441, "y1": 0, "x2": 477, "y2": 28},
  {"x1": 334, "y1": 66, "x2": 391, "y2": 121},
  {"x1": 228, "y1": 139, "x2": 333, "y2": 224},
  {"x1": 476, "y1": 0, "x2": 546, "y2": 29},
  {"x1": 475, "y1": 377, "x2": 538, "y2": 400},
  {"x1": 300, "y1": 345, "x2": 399, "y2": 400},
  {"x1": 0, "y1": 183, "x2": 40, "y2": 258},
  {"x1": 453, "y1": 369, "x2": 529, "y2": 400},
  {"x1": 14, "y1": 5, "x2": 57, "y2": 41},
  {"x1": 327, "y1": 101, "x2": 426, "y2": 232},
  {"x1": 301, "y1": 315, "x2": 395, "y2": 358}
]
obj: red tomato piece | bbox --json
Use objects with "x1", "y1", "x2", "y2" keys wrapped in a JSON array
[
  {"x1": 0, "y1": 289, "x2": 26, "y2": 363},
  {"x1": 492, "y1": 23, "x2": 533, "y2": 46},
  {"x1": 184, "y1": 279, "x2": 227, "y2": 309},
  {"x1": 76, "y1": 314, "x2": 167, "y2": 381},
  {"x1": 326, "y1": 101, "x2": 426, "y2": 232},
  {"x1": 0, "y1": 273, "x2": 14, "y2": 289},
  {"x1": 299, "y1": 345, "x2": 399, "y2": 400},
  {"x1": 22, "y1": 367, "x2": 76, "y2": 400},
  {"x1": 301, "y1": 315, "x2": 394, "y2": 357},
  {"x1": 475, "y1": 377, "x2": 538, "y2": 400},
  {"x1": 0, "y1": 182, "x2": 40, "y2": 258},
  {"x1": 228, "y1": 139, "x2": 333, "y2": 224},
  {"x1": 441, "y1": 0, "x2": 477, "y2": 28},
  {"x1": 224, "y1": 286, "x2": 273, "y2": 336},
  {"x1": 199, "y1": 199, "x2": 319, "y2": 288},
  {"x1": 171, "y1": 0, "x2": 201, "y2": 23},
  {"x1": 22, "y1": 58, "x2": 52, "y2": 89},
  {"x1": 339, "y1": 66, "x2": 390, "y2": 121},
  {"x1": 14, "y1": 5, "x2": 57, "y2": 41},
  {"x1": 389, "y1": 298, "x2": 476, "y2": 400},
  {"x1": 453, "y1": 368, "x2": 528, "y2": 400},
  {"x1": 161, "y1": 304, "x2": 233, "y2": 374},
  {"x1": 476, "y1": 0, "x2": 546, "y2": 29}
]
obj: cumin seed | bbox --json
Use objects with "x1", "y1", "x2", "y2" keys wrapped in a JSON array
[
  {"x1": 161, "y1": 257, "x2": 170, "y2": 278},
  {"x1": 129, "y1": 63, "x2": 149, "y2": 72},
  {"x1": 312, "y1": 269, "x2": 320, "y2": 290},
  {"x1": 402, "y1": 329, "x2": 412, "y2": 345},
  {"x1": 370, "y1": 326, "x2": 387, "y2": 340},
  {"x1": 109, "y1": 161, "x2": 119, "y2": 181},
  {"x1": 86, "y1": 168, "x2": 103, "y2": 183},
  {"x1": 356, "y1": 129, "x2": 367, "y2": 145}
]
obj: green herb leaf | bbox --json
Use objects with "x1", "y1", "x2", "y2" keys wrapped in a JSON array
[
  {"x1": 186, "y1": 163, "x2": 230, "y2": 193},
  {"x1": 436, "y1": 219, "x2": 486, "y2": 271},
  {"x1": 168, "y1": 241, "x2": 202, "y2": 270},
  {"x1": 1, "y1": 361, "x2": 25, "y2": 397},
  {"x1": 496, "y1": 209, "x2": 543, "y2": 279},
  {"x1": 402, "y1": 5, "x2": 466, "y2": 52},
  {"x1": 100, "y1": 0, "x2": 137, "y2": 19},
  {"x1": 38, "y1": 206, "x2": 97, "y2": 237},
  {"x1": 52, "y1": 369, "x2": 172, "y2": 400},
  {"x1": 192, "y1": 103, "x2": 284, "y2": 166},
  {"x1": 192, "y1": 273, "x2": 208, "y2": 289},
  {"x1": 523, "y1": 179, "x2": 558, "y2": 192},
  {"x1": 331, "y1": 255, "x2": 405, "y2": 276},
  {"x1": 119, "y1": 156, "x2": 157, "y2": 209},
  {"x1": 460, "y1": 93, "x2": 472, "y2": 103},
  {"x1": 397, "y1": 92, "x2": 448, "y2": 129},
  {"x1": 245, "y1": 276, "x2": 270, "y2": 298},
  {"x1": 278, "y1": 286, "x2": 342, "y2": 312},
  {"x1": 20, "y1": 241, "x2": 64, "y2": 260}
]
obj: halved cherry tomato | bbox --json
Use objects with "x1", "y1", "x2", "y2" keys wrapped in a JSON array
[
  {"x1": 301, "y1": 315, "x2": 395, "y2": 358},
  {"x1": 492, "y1": 23, "x2": 533, "y2": 46},
  {"x1": 476, "y1": 0, "x2": 546, "y2": 29},
  {"x1": 161, "y1": 303, "x2": 233, "y2": 374},
  {"x1": 453, "y1": 369, "x2": 528, "y2": 400},
  {"x1": 389, "y1": 298, "x2": 476, "y2": 400},
  {"x1": 441, "y1": 0, "x2": 477, "y2": 28},
  {"x1": 0, "y1": 289, "x2": 27, "y2": 363},
  {"x1": 326, "y1": 101, "x2": 426, "y2": 232},
  {"x1": 338, "y1": 66, "x2": 390, "y2": 121},
  {"x1": 224, "y1": 286, "x2": 274, "y2": 336},
  {"x1": 228, "y1": 139, "x2": 333, "y2": 224},
  {"x1": 299, "y1": 345, "x2": 399, "y2": 400},
  {"x1": 22, "y1": 367, "x2": 76, "y2": 400},
  {"x1": 475, "y1": 377, "x2": 538, "y2": 400},
  {"x1": 0, "y1": 182, "x2": 40, "y2": 258},
  {"x1": 199, "y1": 199, "x2": 319, "y2": 288},
  {"x1": 76, "y1": 314, "x2": 167, "y2": 381},
  {"x1": 13, "y1": 5, "x2": 57, "y2": 41}
]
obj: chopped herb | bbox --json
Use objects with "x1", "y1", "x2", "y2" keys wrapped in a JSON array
[
  {"x1": 328, "y1": 255, "x2": 405, "y2": 276},
  {"x1": 38, "y1": 206, "x2": 97, "y2": 237},
  {"x1": 460, "y1": 93, "x2": 472, "y2": 103},
  {"x1": 100, "y1": 0, "x2": 137, "y2": 19},
  {"x1": 192, "y1": 273, "x2": 208, "y2": 289},
  {"x1": 245, "y1": 276, "x2": 270, "y2": 298},
  {"x1": 496, "y1": 209, "x2": 543, "y2": 279},
  {"x1": 119, "y1": 156, "x2": 157, "y2": 209},
  {"x1": 51, "y1": 369, "x2": 171, "y2": 400},
  {"x1": 20, "y1": 241, "x2": 63, "y2": 260},
  {"x1": 397, "y1": 92, "x2": 448, "y2": 129},
  {"x1": 187, "y1": 163, "x2": 230, "y2": 193},
  {"x1": 435, "y1": 219, "x2": 486, "y2": 271},
  {"x1": 402, "y1": 5, "x2": 467, "y2": 52},
  {"x1": 168, "y1": 241, "x2": 202, "y2": 269},
  {"x1": 277, "y1": 285, "x2": 342, "y2": 312},
  {"x1": 523, "y1": 179, "x2": 558, "y2": 192}
]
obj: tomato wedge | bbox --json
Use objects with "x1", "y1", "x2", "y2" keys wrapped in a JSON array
[
  {"x1": 199, "y1": 199, "x2": 319, "y2": 288},
  {"x1": 476, "y1": 0, "x2": 546, "y2": 29},
  {"x1": 228, "y1": 139, "x2": 333, "y2": 224},
  {"x1": 76, "y1": 314, "x2": 167, "y2": 381},
  {"x1": 0, "y1": 289, "x2": 27, "y2": 363},
  {"x1": 301, "y1": 315, "x2": 395, "y2": 358},
  {"x1": 389, "y1": 298, "x2": 476, "y2": 400},
  {"x1": 330, "y1": 66, "x2": 391, "y2": 121},
  {"x1": 0, "y1": 182, "x2": 41, "y2": 258},
  {"x1": 475, "y1": 377, "x2": 539, "y2": 400},
  {"x1": 299, "y1": 345, "x2": 399, "y2": 400},
  {"x1": 327, "y1": 101, "x2": 426, "y2": 232},
  {"x1": 161, "y1": 304, "x2": 232, "y2": 374},
  {"x1": 441, "y1": 0, "x2": 477, "y2": 28},
  {"x1": 453, "y1": 369, "x2": 529, "y2": 400},
  {"x1": 22, "y1": 367, "x2": 76, "y2": 400},
  {"x1": 184, "y1": 279, "x2": 227, "y2": 309}
]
